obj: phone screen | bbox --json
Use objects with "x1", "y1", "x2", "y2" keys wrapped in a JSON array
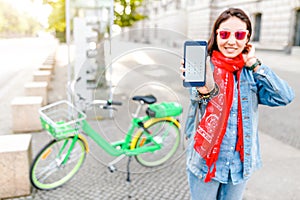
[{"x1": 183, "y1": 41, "x2": 207, "y2": 87}]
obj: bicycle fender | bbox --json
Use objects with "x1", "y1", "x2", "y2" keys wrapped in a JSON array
[
  {"x1": 78, "y1": 134, "x2": 90, "y2": 153},
  {"x1": 130, "y1": 117, "x2": 180, "y2": 150},
  {"x1": 145, "y1": 117, "x2": 180, "y2": 129}
]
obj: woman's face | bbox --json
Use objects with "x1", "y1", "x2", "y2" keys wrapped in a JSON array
[{"x1": 216, "y1": 16, "x2": 249, "y2": 58}]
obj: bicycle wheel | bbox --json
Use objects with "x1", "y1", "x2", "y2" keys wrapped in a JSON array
[
  {"x1": 134, "y1": 118, "x2": 180, "y2": 167},
  {"x1": 30, "y1": 136, "x2": 86, "y2": 190}
]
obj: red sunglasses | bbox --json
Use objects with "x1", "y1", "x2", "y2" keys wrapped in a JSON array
[{"x1": 217, "y1": 30, "x2": 248, "y2": 40}]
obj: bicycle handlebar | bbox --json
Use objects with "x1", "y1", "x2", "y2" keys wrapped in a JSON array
[
  {"x1": 91, "y1": 100, "x2": 122, "y2": 111},
  {"x1": 107, "y1": 100, "x2": 122, "y2": 106},
  {"x1": 92, "y1": 100, "x2": 122, "y2": 106}
]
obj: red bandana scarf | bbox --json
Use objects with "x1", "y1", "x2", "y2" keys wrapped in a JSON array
[{"x1": 194, "y1": 50, "x2": 245, "y2": 182}]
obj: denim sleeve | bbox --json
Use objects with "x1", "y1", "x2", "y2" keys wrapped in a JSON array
[
  {"x1": 190, "y1": 87, "x2": 201, "y2": 101},
  {"x1": 253, "y1": 64, "x2": 295, "y2": 106},
  {"x1": 184, "y1": 88, "x2": 203, "y2": 139},
  {"x1": 184, "y1": 99, "x2": 198, "y2": 139}
]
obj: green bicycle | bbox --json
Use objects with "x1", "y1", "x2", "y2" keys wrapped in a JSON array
[{"x1": 30, "y1": 94, "x2": 182, "y2": 190}]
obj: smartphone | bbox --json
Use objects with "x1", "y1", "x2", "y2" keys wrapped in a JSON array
[{"x1": 183, "y1": 41, "x2": 207, "y2": 87}]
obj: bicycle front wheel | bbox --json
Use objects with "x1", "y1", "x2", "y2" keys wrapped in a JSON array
[
  {"x1": 134, "y1": 118, "x2": 180, "y2": 167},
  {"x1": 30, "y1": 136, "x2": 86, "y2": 190}
]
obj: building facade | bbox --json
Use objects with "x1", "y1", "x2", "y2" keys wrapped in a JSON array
[{"x1": 134, "y1": 0, "x2": 300, "y2": 54}]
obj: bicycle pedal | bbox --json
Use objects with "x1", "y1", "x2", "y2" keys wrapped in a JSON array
[{"x1": 108, "y1": 165, "x2": 117, "y2": 173}]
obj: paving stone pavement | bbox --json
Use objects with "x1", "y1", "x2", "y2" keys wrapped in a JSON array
[{"x1": 22, "y1": 128, "x2": 190, "y2": 200}]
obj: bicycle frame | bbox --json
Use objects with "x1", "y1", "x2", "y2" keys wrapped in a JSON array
[
  {"x1": 43, "y1": 98, "x2": 181, "y2": 167},
  {"x1": 81, "y1": 115, "x2": 179, "y2": 157}
]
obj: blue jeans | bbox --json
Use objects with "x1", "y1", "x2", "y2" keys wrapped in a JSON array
[{"x1": 187, "y1": 169, "x2": 247, "y2": 200}]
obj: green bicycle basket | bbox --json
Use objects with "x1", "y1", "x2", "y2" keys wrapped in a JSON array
[
  {"x1": 146, "y1": 102, "x2": 182, "y2": 118},
  {"x1": 39, "y1": 100, "x2": 87, "y2": 139}
]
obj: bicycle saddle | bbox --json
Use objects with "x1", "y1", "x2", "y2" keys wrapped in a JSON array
[{"x1": 132, "y1": 95, "x2": 157, "y2": 104}]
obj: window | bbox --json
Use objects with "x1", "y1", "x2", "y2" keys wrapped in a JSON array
[
  {"x1": 253, "y1": 13, "x2": 262, "y2": 42},
  {"x1": 293, "y1": 10, "x2": 300, "y2": 46}
]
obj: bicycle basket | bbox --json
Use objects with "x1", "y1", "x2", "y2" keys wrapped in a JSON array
[
  {"x1": 39, "y1": 100, "x2": 87, "y2": 139},
  {"x1": 146, "y1": 102, "x2": 182, "y2": 118}
]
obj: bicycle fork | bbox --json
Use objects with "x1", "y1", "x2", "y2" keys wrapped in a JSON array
[
  {"x1": 57, "y1": 134, "x2": 89, "y2": 166},
  {"x1": 55, "y1": 135, "x2": 79, "y2": 166}
]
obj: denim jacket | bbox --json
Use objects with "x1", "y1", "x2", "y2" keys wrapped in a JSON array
[{"x1": 185, "y1": 63, "x2": 294, "y2": 182}]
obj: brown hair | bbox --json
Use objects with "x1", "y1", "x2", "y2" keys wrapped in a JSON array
[{"x1": 207, "y1": 8, "x2": 252, "y2": 56}]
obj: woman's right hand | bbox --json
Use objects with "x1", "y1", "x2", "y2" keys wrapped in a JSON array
[{"x1": 180, "y1": 56, "x2": 215, "y2": 94}]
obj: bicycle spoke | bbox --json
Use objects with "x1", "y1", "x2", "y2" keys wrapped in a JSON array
[
  {"x1": 35, "y1": 161, "x2": 59, "y2": 182},
  {"x1": 37, "y1": 166, "x2": 58, "y2": 182},
  {"x1": 37, "y1": 151, "x2": 83, "y2": 180}
]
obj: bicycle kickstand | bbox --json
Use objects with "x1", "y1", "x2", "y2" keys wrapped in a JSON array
[
  {"x1": 126, "y1": 156, "x2": 132, "y2": 183},
  {"x1": 126, "y1": 156, "x2": 133, "y2": 199}
]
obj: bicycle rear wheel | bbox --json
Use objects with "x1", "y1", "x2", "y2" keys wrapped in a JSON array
[
  {"x1": 134, "y1": 119, "x2": 180, "y2": 167},
  {"x1": 30, "y1": 136, "x2": 86, "y2": 190}
]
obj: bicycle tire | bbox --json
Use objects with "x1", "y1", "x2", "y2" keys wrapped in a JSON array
[
  {"x1": 30, "y1": 136, "x2": 86, "y2": 190},
  {"x1": 134, "y1": 119, "x2": 180, "y2": 167}
]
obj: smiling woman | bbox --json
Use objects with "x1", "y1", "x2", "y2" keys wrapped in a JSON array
[{"x1": 181, "y1": 7, "x2": 294, "y2": 200}]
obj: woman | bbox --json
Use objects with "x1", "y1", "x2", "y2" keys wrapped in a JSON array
[{"x1": 181, "y1": 8, "x2": 294, "y2": 200}]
